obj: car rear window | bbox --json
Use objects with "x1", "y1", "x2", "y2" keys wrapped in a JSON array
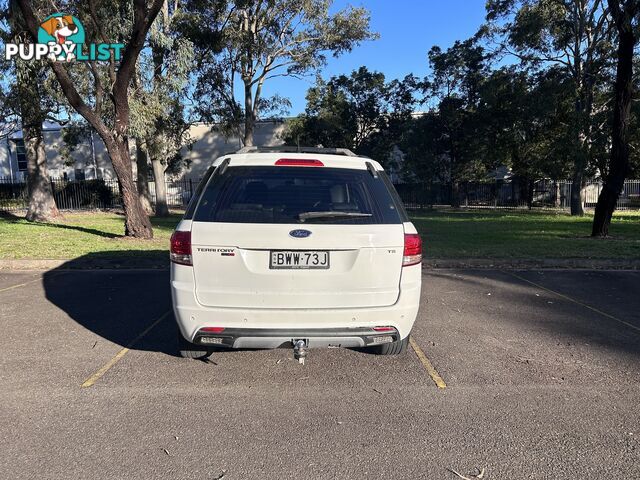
[{"x1": 192, "y1": 165, "x2": 403, "y2": 224}]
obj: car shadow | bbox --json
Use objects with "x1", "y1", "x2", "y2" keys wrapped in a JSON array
[
  {"x1": 41, "y1": 252, "x2": 396, "y2": 359},
  {"x1": 42, "y1": 251, "x2": 179, "y2": 356}
]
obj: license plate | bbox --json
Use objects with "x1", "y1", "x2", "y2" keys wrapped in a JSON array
[{"x1": 269, "y1": 250, "x2": 330, "y2": 269}]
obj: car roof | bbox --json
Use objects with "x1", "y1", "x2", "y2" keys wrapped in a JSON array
[{"x1": 210, "y1": 152, "x2": 385, "y2": 171}]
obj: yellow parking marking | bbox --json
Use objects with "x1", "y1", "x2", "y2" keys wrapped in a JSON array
[
  {"x1": 0, "y1": 275, "x2": 42, "y2": 293},
  {"x1": 409, "y1": 336, "x2": 447, "y2": 389},
  {"x1": 504, "y1": 271, "x2": 640, "y2": 334},
  {"x1": 81, "y1": 310, "x2": 171, "y2": 388}
]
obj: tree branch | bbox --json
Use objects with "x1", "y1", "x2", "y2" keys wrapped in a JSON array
[
  {"x1": 113, "y1": 0, "x2": 165, "y2": 134},
  {"x1": 88, "y1": 0, "x2": 116, "y2": 87}
]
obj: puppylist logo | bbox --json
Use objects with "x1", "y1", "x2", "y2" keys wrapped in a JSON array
[{"x1": 5, "y1": 13, "x2": 124, "y2": 62}]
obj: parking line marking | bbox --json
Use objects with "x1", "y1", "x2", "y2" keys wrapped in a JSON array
[
  {"x1": 504, "y1": 271, "x2": 640, "y2": 334},
  {"x1": 0, "y1": 275, "x2": 42, "y2": 293},
  {"x1": 81, "y1": 310, "x2": 171, "y2": 388},
  {"x1": 409, "y1": 336, "x2": 447, "y2": 389}
]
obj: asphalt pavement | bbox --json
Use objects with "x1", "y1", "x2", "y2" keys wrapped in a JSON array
[{"x1": 1, "y1": 267, "x2": 639, "y2": 479}]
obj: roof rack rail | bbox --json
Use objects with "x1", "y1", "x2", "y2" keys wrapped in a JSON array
[{"x1": 235, "y1": 145, "x2": 360, "y2": 157}]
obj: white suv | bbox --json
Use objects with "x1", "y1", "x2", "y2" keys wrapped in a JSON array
[{"x1": 170, "y1": 147, "x2": 422, "y2": 360}]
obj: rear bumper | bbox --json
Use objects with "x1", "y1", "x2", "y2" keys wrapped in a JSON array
[
  {"x1": 194, "y1": 327, "x2": 400, "y2": 349},
  {"x1": 171, "y1": 262, "x2": 421, "y2": 347}
]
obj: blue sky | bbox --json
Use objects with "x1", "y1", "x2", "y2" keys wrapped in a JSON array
[{"x1": 262, "y1": 0, "x2": 488, "y2": 115}]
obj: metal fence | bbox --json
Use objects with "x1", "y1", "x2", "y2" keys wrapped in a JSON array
[
  {"x1": 0, "y1": 177, "x2": 195, "y2": 212},
  {"x1": 395, "y1": 179, "x2": 640, "y2": 211},
  {"x1": 1, "y1": 176, "x2": 639, "y2": 213}
]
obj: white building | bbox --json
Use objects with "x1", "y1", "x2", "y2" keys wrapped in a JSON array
[{"x1": 0, "y1": 120, "x2": 287, "y2": 182}]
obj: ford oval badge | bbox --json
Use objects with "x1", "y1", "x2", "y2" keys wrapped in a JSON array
[{"x1": 289, "y1": 229, "x2": 312, "y2": 238}]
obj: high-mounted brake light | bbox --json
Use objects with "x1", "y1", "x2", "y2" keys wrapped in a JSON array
[
  {"x1": 403, "y1": 233, "x2": 422, "y2": 267},
  {"x1": 275, "y1": 159, "x2": 324, "y2": 167},
  {"x1": 170, "y1": 230, "x2": 192, "y2": 266}
]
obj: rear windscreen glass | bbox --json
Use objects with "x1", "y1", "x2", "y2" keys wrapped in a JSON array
[{"x1": 193, "y1": 166, "x2": 402, "y2": 224}]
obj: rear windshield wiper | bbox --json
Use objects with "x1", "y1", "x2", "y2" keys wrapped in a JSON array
[{"x1": 298, "y1": 211, "x2": 373, "y2": 222}]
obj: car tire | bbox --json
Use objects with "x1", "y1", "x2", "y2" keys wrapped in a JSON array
[
  {"x1": 177, "y1": 331, "x2": 210, "y2": 359},
  {"x1": 367, "y1": 335, "x2": 409, "y2": 355}
]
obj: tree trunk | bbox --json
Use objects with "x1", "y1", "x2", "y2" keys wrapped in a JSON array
[
  {"x1": 243, "y1": 81, "x2": 255, "y2": 147},
  {"x1": 23, "y1": 123, "x2": 60, "y2": 222},
  {"x1": 150, "y1": 155, "x2": 169, "y2": 217},
  {"x1": 592, "y1": 1, "x2": 636, "y2": 237},
  {"x1": 135, "y1": 138, "x2": 153, "y2": 214},
  {"x1": 554, "y1": 181, "x2": 561, "y2": 208},
  {"x1": 105, "y1": 137, "x2": 153, "y2": 238},
  {"x1": 570, "y1": 169, "x2": 586, "y2": 216},
  {"x1": 451, "y1": 181, "x2": 460, "y2": 208},
  {"x1": 15, "y1": 59, "x2": 60, "y2": 222}
]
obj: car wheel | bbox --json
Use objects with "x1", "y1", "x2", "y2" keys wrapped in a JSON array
[
  {"x1": 177, "y1": 331, "x2": 210, "y2": 359},
  {"x1": 366, "y1": 336, "x2": 409, "y2": 355}
]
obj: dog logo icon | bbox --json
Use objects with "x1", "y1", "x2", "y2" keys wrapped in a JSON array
[
  {"x1": 4, "y1": 12, "x2": 122, "y2": 62},
  {"x1": 37, "y1": 13, "x2": 85, "y2": 61}
]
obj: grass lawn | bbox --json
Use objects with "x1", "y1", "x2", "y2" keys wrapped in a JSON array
[
  {"x1": 0, "y1": 208, "x2": 638, "y2": 261},
  {"x1": 0, "y1": 211, "x2": 181, "y2": 260},
  {"x1": 411, "y1": 209, "x2": 640, "y2": 259}
]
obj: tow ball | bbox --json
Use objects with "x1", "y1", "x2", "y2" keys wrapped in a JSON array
[{"x1": 293, "y1": 339, "x2": 309, "y2": 365}]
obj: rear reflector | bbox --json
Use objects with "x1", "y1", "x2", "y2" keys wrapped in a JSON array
[
  {"x1": 200, "y1": 327, "x2": 225, "y2": 333},
  {"x1": 170, "y1": 230, "x2": 192, "y2": 266},
  {"x1": 275, "y1": 159, "x2": 324, "y2": 167},
  {"x1": 403, "y1": 233, "x2": 422, "y2": 266},
  {"x1": 373, "y1": 326, "x2": 396, "y2": 332}
]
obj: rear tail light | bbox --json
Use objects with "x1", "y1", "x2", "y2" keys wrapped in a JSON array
[
  {"x1": 403, "y1": 233, "x2": 422, "y2": 266},
  {"x1": 170, "y1": 230, "x2": 192, "y2": 266},
  {"x1": 275, "y1": 159, "x2": 324, "y2": 167}
]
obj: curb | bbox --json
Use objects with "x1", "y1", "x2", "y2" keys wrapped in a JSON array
[
  {"x1": 0, "y1": 258, "x2": 168, "y2": 271},
  {"x1": 2, "y1": 257, "x2": 639, "y2": 272},
  {"x1": 423, "y1": 258, "x2": 640, "y2": 270}
]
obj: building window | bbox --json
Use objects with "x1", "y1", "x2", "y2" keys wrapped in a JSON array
[
  {"x1": 14, "y1": 139, "x2": 27, "y2": 172},
  {"x1": 74, "y1": 169, "x2": 86, "y2": 181}
]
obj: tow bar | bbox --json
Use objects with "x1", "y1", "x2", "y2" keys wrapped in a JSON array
[{"x1": 293, "y1": 339, "x2": 308, "y2": 365}]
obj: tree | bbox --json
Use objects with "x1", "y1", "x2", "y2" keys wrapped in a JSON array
[
  {"x1": 592, "y1": 0, "x2": 639, "y2": 236},
  {"x1": 1, "y1": 1, "x2": 60, "y2": 222},
  {"x1": 423, "y1": 39, "x2": 490, "y2": 206},
  {"x1": 132, "y1": 0, "x2": 195, "y2": 217},
  {"x1": 479, "y1": 68, "x2": 576, "y2": 179},
  {"x1": 486, "y1": 0, "x2": 615, "y2": 215},
  {"x1": 179, "y1": 0, "x2": 376, "y2": 146},
  {"x1": 16, "y1": 0, "x2": 165, "y2": 238},
  {"x1": 283, "y1": 67, "x2": 417, "y2": 163}
]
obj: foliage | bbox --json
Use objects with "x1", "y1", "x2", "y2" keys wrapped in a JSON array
[
  {"x1": 131, "y1": 1, "x2": 196, "y2": 175},
  {"x1": 283, "y1": 67, "x2": 418, "y2": 166},
  {"x1": 400, "y1": 39, "x2": 491, "y2": 183},
  {"x1": 484, "y1": 0, "x2": 616, "y2": 214},
  {"x1": 52, "y1": 179, "x2": 115, "y2": 209},
  {"x1": 177, "y1": 0, "x2": 377, "y2": 144}
]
